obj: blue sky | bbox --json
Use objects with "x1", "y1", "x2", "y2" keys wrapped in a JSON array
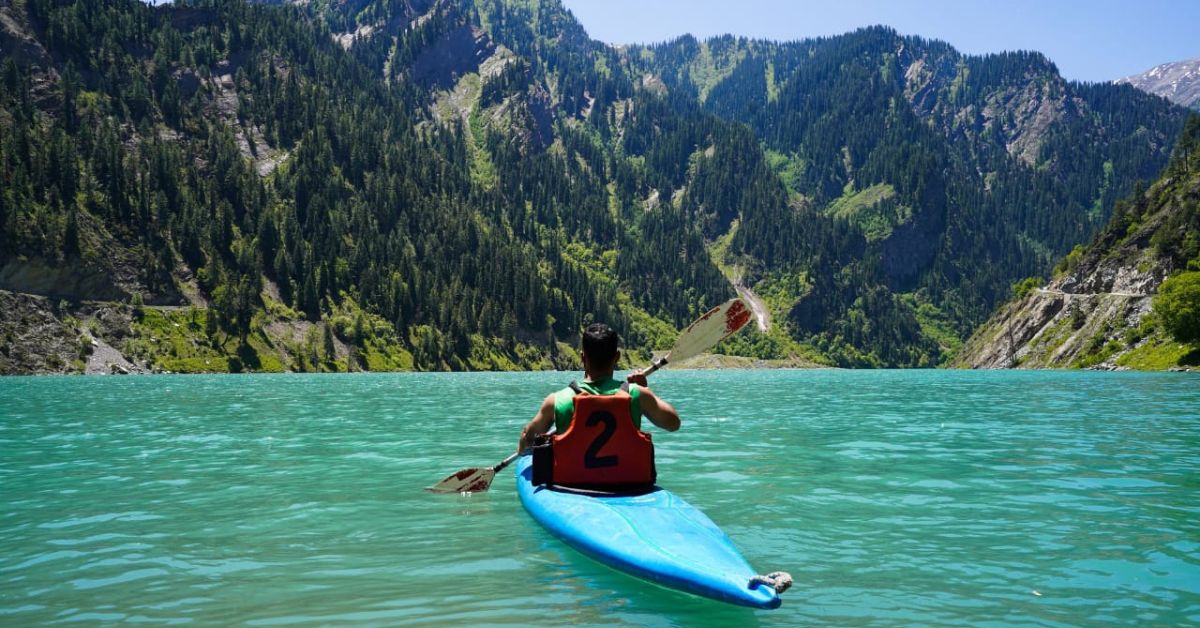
[{"x1": 560, "y1": 0, "x2": 1200, "y2": 83}]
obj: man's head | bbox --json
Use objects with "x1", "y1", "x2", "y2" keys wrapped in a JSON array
[{"x1": 581, "y1": 323, "x2": 620, "y2": 371}]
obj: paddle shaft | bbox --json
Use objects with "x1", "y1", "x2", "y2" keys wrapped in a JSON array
[
  {"x1": 492, "y1": 450, "x2": 520, "y2": 474},
  {"x1": 641, "y1": 356, "x2": 669, "y2": 377}
]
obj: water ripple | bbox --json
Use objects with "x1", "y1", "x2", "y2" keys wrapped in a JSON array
[{"x1": 0, "y1": 371, "x2": 1197, "y2": 625}]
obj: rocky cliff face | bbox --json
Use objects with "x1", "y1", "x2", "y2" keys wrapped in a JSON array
[
  {"x1": 0, "y1": 290, "x2": 149, "y2": 375},
  {"x1": 954, "y1": 140, "x2": 1200, "y2": 370},
  {"x1": 903, "y1": 48, "x2": 1073, "y2": 168},
  {"x1": 1117, "y1": 58, "x2": 1200, "y2": 110},
  {"x1": 952, "y1": 263, "x2": 1162, "y2": 370}
]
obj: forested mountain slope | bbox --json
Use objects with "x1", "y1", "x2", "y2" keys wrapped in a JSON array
[
  {"x1": 0, "y1": 0, "x2": 739, "y2": 373},
  {"x1": 954, "y1": 115, "x2": 1200, "y2": 370},
  {"x1": 0, "y1": 0, "x2": 1190, "y2": 373}
]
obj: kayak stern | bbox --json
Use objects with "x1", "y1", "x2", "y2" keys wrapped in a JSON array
[{"x1": 515, "y1": 454, "x2": 782, "y2": 609}]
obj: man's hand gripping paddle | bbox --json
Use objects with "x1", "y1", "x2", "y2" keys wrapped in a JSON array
[{"x1": 425, "y1": 297, "x2": 753, "y2": 494}]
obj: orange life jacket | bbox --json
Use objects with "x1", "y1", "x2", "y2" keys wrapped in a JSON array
[{"x1": 540, "y1": 381, "x2": 656, "y2": 490}]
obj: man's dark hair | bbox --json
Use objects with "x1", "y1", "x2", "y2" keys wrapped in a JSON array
[{"x1": 581, "y1": 323, "x2": 619, "y2": 367}]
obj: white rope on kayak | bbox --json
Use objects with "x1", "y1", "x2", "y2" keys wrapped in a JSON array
[{"x1": 749, "y1": 571, "x2": 793, "y2": 594}]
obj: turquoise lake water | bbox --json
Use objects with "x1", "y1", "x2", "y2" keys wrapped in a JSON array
[{"x1": 1, "y1": 370, "x2": 1198, "y2": 626}]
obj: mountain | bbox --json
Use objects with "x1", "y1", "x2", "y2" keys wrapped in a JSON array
[
  {"x1": 1116, "y1": 58, "x2": 1200, "y2": 110},
  {"x1": 627, "y1": 31, "x2": 1187, "y2": 365},
  {"x1": 0, "y1": 0, "x2": 1191, "y2": 374},
  {"x1": 0, "y1": 0, "x2": 739, "y2": 374},
  {"x1": 954, "y1": 115, "x2": 1200, "y2": 370}
]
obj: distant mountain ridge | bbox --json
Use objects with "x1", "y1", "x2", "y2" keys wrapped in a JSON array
[{"x1": 1116, "y1": 58, "x2": 1200, "y2": 109}]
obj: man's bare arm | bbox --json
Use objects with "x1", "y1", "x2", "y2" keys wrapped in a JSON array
[
  {"x1": 637, "y1": 386, "x2": 680, "y2": 432},
  {"x1": 518, "y1": 394, "x2": 556, "y2": 453}
]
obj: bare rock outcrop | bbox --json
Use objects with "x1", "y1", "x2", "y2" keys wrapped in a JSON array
[{"x1": 954, "y1": 173, "x2": 1187, "y2": 370}]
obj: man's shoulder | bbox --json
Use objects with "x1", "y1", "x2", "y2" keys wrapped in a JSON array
[{"x1": 550, "y1": 386, "x2": 575, "y2": 405}]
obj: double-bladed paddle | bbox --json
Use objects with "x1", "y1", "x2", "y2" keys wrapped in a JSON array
[{"x1": 426, "y1": 297, "x2": 754, "y2": 494}]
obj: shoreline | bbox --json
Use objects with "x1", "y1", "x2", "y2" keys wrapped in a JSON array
[{"x1": 0, "y1": 352, "x2": 827, "y2": 376}]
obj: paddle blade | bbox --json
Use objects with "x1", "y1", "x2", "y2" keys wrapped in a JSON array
[
  {"x1": 425, "y1": 466, "x2": 497, "y2": 494},
  {"x1": 667, "y1": 297, "x2": 753, "y2": 363}
]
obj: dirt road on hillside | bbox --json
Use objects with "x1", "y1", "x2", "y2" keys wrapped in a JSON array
[{"x1": 733, "y1": 281, "x2": 770, "y2": 332}]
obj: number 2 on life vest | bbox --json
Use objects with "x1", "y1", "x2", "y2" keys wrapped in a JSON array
[{"x1": 583, "y1": 411, "x2": 618, "y2": 468}]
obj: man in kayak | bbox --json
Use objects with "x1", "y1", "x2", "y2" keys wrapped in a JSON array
[{"x1": 518, "y1": 323, "x2": 680, "y2": 488}]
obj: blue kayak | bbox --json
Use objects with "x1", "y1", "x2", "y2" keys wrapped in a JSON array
[{"x1": 515, "y1": 454, "x2": 782, "y2": 609}]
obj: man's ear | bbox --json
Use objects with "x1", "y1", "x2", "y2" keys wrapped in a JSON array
[{"x1": 613, "y1": 349, "x2": 621, "y2": 368}]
